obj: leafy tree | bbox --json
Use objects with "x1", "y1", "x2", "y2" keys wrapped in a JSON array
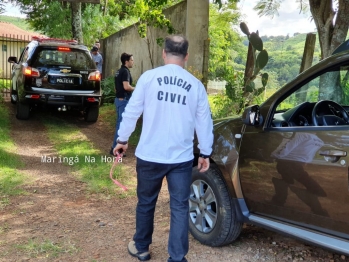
[
  {"x1": 130, "y1": 0, "x2": 177, "y2": 68},
  {"x1": 208, "y1": 2, "x2": 245, "y2": 80},
  {"x1": 0, "y1": 2, "x2": 4, "y2": 14},
  {"x1": 11, "y1": 0, "x2": 178, "y2": 48}
]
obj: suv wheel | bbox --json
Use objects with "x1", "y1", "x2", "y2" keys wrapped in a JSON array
[
  {"x1": 189, "y1": 165, "x2": 243, "y2": 247},
  {"x1": 84, "y1": 106, "x2": 99, "y2": 122},
  {"x1": 16, "y1": 101, "x2": 30, "y2": 120}
]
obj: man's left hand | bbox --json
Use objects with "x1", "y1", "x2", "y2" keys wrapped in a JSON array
[
  {"x1": 113, "y1": 143, "x2": 128, "y2": 157},
  {"x1": 198, "y1": 157, "x2": 210, "y2": 172}
]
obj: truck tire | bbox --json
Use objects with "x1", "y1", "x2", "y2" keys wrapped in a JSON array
[
  {"x1": 16, "y1": 101, "x2": 30, "y2": 120},
  {"x1": 189, "y1": 165, "x2": 243, "y2": 247},
  {"x1": 84, "y1": 106, "x2": 99, "y2": 122}
]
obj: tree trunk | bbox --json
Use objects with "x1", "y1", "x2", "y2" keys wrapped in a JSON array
[
  {"x1": 309, "y1": 0, "x2": 349, "y2": 101},
  {"x1": 309, "y1": 0, "x2": 349, "y2": 59},
  {"x1": 297, "y1": 33, "x2": 316, "y2": 103},
  {"x1": 71, "y1": 2, "x2": 83, "y2": 44}
]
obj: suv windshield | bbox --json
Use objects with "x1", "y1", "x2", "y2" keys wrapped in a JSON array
[{"x1": 32, "y1": 49, "x2": 94, "y2": 70}]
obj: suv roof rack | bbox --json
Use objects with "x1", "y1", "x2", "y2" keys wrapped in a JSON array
[{"x1": 31, "y1": 36, "x2": 78, "y2": 44}]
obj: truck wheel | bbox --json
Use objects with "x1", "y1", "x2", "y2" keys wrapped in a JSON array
[
  {"x1": 16, "y1": 101, "x2": 30, "y2": 120},
  {"x1": 189, "y1": 165, "x2": 243, "y2": 247},
  {"x1": 84, "y1": 106, "x2": 99, "y2": 122}
]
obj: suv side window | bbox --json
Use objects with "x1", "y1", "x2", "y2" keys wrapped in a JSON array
[{"x1": 18, "y1": 47, "x2": 29, "y2": 63}]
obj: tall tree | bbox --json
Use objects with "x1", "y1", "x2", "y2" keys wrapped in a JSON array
[
  {"x1": 0, "y1": 2, "x2": 5, "y2": 14},
  {"x1": 71, "y1": 2, "x2": 83, "y2": 43}
]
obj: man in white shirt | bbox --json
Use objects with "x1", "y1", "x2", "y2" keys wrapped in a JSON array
[{"x1": 113, "y1": 35, "x2": 213, "y2": 262}]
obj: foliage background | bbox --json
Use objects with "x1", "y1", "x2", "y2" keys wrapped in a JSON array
[{"x1": 1, "y1": 1, "x2": 324, "y2": 119}]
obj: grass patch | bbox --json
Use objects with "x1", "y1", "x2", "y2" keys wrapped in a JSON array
[
  {"x1": 0, "y1": 79, "x2": 11, "y2": 89},
  {"x1": 15, "y1": 239, "x2": 78, "y2": 258},
  {"x1": 99, "y1": 103, "x2": 142, "y2": 146},
  {"x1": 0, "y1": 104, "x2": 26, "y2": 207},
  {"x1": 42, "y1": 115, "x2": 136, "y2": 197}
]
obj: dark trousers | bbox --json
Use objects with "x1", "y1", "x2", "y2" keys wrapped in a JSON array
[
  {"x1": 112, "y1": 98, "x2": 128, "y2": 148},
  {"x1": 134, "y1": 157, "x2": 193, "y2": 262}
]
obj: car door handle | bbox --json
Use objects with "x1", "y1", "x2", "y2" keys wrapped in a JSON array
[{"x1": 319, "y1": 150, "x2": 347, "y2": 157}]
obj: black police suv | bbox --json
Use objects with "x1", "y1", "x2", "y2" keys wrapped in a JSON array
[{"x1": 8, "y1": 37, "x2": 101, "y2": 122}]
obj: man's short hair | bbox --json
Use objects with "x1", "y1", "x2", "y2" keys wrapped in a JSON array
[
  {"x1": 164, "y1": 35, "x2": 189, "y2": 58},
  {"x1": 121, "y1": 53, "x2": 133, "y2": 65}
]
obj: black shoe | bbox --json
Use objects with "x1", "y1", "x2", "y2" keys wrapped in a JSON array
[{"x1": 128, "y1": 241, "x2": 150, "y2": 261}]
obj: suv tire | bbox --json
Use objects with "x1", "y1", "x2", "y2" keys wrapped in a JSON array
[
  {"x1": 16, "y1": 101, "x2": 30, "y2": 120},
  {"x1": 189, "y1": 165, "x2": 243, "y2": 247},
  {"x1": 84, "y1": 106, "x2": 99, "y2": 122}
]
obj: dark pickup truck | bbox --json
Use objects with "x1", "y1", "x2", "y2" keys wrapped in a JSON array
[{"x1": 8, "y1": 37, "x2": 101, "y2": 122}]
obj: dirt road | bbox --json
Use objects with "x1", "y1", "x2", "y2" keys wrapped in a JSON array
[{"x1": 0, "y1": 101, "x2": 347, "y2": 262}]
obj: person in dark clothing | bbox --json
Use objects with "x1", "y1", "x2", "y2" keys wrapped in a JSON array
[{"x1": 110, "y1": 52, "x2": 135, "y2": 155}]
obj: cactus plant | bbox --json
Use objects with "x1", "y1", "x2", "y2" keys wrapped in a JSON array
[{"x1": 239, "y1": 22, "x2": 269, "y2": 110}]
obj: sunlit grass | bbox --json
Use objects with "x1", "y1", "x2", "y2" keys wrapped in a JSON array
[
  {"x1": 42, "y1": 115, "x2": 136, "y2": 197},
  {"x1": 99, "y1": 103, "x2": 142, "y2": 146},
  {"x1": 0, "y1": 104, "x2": 26, "y2": 207},
  {"x1": 15, "y1": 239, "x2": 78, "y2": 258}
]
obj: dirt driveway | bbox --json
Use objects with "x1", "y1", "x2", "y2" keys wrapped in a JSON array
[{"x1": 0, "y1": 100, "x2": 348, "y2": 262}]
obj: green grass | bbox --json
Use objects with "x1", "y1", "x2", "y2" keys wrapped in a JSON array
[
  {"x1": 0, "y1": 79, "x2": 11, "y2": 103},
  {"x1": 99, "y1": 103, "x2": 142, "y2": 146},
  {"x1": 0, "y1": 79, "x2": 11, "y2": 89},
  {"x1": 15, "y1": 239, "x2": 78, "y2": 258},
  {"x1": 42, "y1": 114, "x2": 136, "y2": 197},
  {"x1": 0, "y1": 104, "x2": 26, "y2": 207}
]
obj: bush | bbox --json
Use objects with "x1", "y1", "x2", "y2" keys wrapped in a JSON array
[{"x1": 101, "y1": 76, "x2": 115, "y2": 104}]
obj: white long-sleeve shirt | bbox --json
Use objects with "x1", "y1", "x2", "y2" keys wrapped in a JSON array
[{"x1": 117, "y1": 64, "x2": 213, "y2": 164}]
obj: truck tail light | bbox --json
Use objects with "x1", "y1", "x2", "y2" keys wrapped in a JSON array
[
  {"x1": 87, "y1": 97, "x2": 96, "y2": 102},
  {"x1": 88, "y1": 71, "x2": 101, "y2": 81},
  {"x1": 23, "y1": 66, "x2": 40, "y2": 77},
  {"x1": 58, "y1": 47, "x2": 71, "y2": 52}
]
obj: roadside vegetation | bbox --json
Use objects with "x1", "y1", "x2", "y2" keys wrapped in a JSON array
[{"x1": 0, "y1": 103, "x2": 26, "y2": 208}]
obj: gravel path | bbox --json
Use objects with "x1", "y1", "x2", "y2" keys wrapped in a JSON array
[{"x1": 0, "y1": 101, "x2": 348, "y2": 262}]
